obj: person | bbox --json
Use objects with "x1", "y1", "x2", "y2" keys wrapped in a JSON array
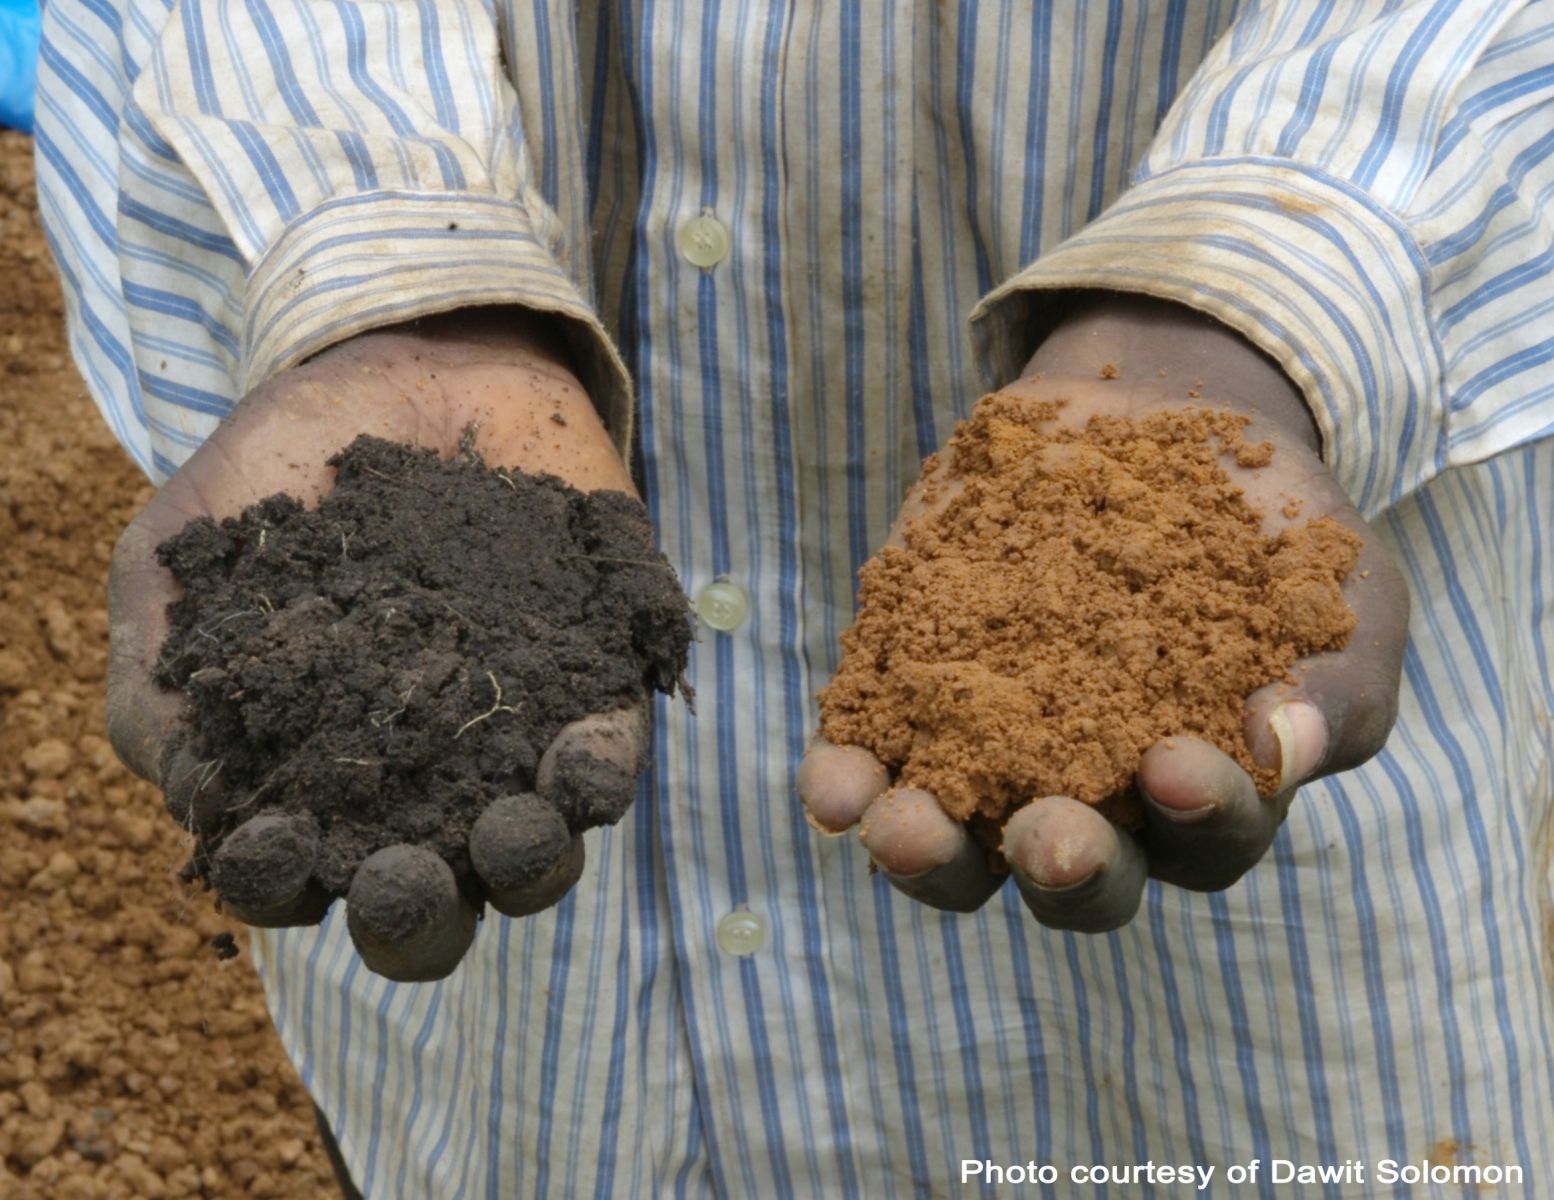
[{"x1": 33, "y1": 0, "x2": 1554, "y2": 1194}]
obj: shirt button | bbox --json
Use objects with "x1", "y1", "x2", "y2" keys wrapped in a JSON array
[
  {"x1": 695, "y1": 580, "x2": 748, "y2": 632},
  {"x1": 678, "y1": 213, "x2": 730, "y2": 268},
  {"x1": 716, "y1": 909, "x2": 766, "y2": 957}
]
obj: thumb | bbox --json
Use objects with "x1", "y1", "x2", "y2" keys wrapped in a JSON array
[{"x1": 106, "y1": 507, "x2": 189, "y2": 785}]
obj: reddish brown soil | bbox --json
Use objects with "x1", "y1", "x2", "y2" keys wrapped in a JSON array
[
  {"x1": 0, "y1": 132, "x2": 336, "y2": 1198},
  {"x1": 819, "y1": 390, "x2": 1359, "y2": 833}
]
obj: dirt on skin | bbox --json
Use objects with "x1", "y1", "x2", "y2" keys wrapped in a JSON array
[
  {"x1": 155, "y1": 435, "x2": 691, "y2": 905},
  {"x1": 818, "y1": 390, "x2": 1360, "y2": 835},
  {"x1": 0, "y1": 133, "x2": 341, "y2": 1197}
]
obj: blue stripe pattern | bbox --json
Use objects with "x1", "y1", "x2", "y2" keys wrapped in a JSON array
[{"x1": 34, "y1": 0, "x2": 1554, "y2": 1194}]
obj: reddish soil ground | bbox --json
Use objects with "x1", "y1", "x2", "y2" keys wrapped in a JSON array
[{"x1": 0, "y1": 131, "x2": 336, "y2": 1198}]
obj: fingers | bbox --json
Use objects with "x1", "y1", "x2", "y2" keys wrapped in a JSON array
[
  {"x1": 858, "y1": 788, "x2": 1002, "y2": 913},
  {"x1": 345, "y1": 844, "x2": 477, "y2": 982},
  {"x1": 210, "y1": 812, "x2": 331, "y2": 927},
  {"x1": 1243, "y1": 699, "x2": 1328, "y2": 794},
  {"x1": 1136, "y1": 738, "x2": 1285, "y2": 891},
  {"x1": 536, "y1": 705, "x2": 650, "y2": 830},
  {"x1": 157, "y1": 734, "x2": 203, "y2": 828},
  {"x1": 106, "y1": 514, "x2": 188, "y2": 784},
  {"x1": 797, "y1": 739, "x2": 891, "y2": 833},
  {"x1": 1222, "y1": 429, "x2": 1409, "y2": 785},
  {"x1": 158, "y1": 730, "x2": 241, "y2": 837},
  {"x1": 883, "y1": 454, "x2": 963, "y2": 550},
  {"x1": 470, "y1": 794, "x2": 585, "y2": 917},
  {"x1": 1243, "y1": 515, "x2": 1409, "y2": 783},
  {"x1": 1004, "y1": 797, "x2": 1148, "y2": 932}
]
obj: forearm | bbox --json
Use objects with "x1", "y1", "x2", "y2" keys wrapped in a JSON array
[
  {"x1": 972, "y1": 5, "x2": 1550, "y2": 519},
  {"x1": 36, "y1": 0, "x2": 632, "y2": 480},
  {"x1": 206, "y1": 306, "x2": 627, "y2": 498}
]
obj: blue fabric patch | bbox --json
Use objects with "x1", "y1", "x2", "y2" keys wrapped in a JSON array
[{"x1": 0, "y1": 0, "x2": 39, "y2": 132}]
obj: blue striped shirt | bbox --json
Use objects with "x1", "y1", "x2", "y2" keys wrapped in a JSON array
[{"x1": 35, "y1": 0, "x2": 1554, "y2": 1194}]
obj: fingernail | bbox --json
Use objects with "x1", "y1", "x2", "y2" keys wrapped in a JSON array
[
  {"x1": 859, "y1": 821, "x2": 957, "y2": 878},
  {"x1": 796, "y1": 744, "x2": 890, "y2": 834},
  {"x1": 876, "y1": 863, "x2": 936, "y2": 885},
  {"x1": 858, "y1": 789, "x2": 957, "y2": 876},
  {"x1": 802, "y1": 809, "x2": 852, "y2": 837},
  {"x1": 1017, "y1": 836, "x2": 1101, "y2": 892},
  {"x1": 1151, "y1": 799, "x2": 1217, "y2": 825},
  {"x1": 1023, "y1": 862, "x2": 1104, "y2": 895},
  {"x1": 1269, "y1": 702, "x2": 1327, "y2": 791},
  {"x1": 1139, "y1": 779, "x2": 1216, "y2": 825}
]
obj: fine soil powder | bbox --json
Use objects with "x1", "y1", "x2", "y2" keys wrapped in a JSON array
[
  {"x1": 818, "y1": 391, "x2": 1360, "y2": 832},
  {"x1": 155, "y1": 436, "x2": 691, "y2": 903}
]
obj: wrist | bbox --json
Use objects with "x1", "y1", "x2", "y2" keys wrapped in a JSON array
[
  {"x1": 298, "y1": 305, "x2": 597, "y2": 441},
  {"x1": 235, "y1": 304, "x2": 629, "y2": 493},
  {"x1": 325, "y1": 305, "x2": 578, "y2": 383},
  {"x1": 1024, "y1": 292, "x2": 1321, "y2": 454}
]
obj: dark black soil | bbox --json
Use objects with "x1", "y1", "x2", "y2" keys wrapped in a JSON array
[{"x1": 154, "y1": 435, "x2": 691, "y2": 904}]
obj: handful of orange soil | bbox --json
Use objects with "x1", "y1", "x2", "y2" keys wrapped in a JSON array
[{"x1": 817, "y1": 390, "x2": 1360, "y2": 833}]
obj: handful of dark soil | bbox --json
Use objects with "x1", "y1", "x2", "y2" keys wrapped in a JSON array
[
  {"x1": 819, "y1": 393, "x2": 1360, "y2": 834},
  {"x1": 155, "y1": 435, "x2": 691, "y2": 905}
]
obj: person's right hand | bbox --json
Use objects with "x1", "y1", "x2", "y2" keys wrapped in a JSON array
[{"x1": 107, "y1": 310, "x2": 650, "y2": 981}]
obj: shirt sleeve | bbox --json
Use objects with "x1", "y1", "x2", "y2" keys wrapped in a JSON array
[
  {"x1": 34, "y1": 0, "x2": 630, "y2": 480},
  {"x1": 972, "y1": 0, "x2": 1554, "y2": 517}
]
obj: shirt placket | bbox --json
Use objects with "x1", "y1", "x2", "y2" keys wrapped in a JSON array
[{"x1": 623, "y1": 0, "x2": 869, "y2": 1193}]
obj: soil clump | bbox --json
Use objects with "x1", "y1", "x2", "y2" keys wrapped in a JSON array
[
  {"x1": 155, "y1": 436, "x2": 691, "y2": 904},
  {"x1": 819, "y1": 391, "x2": 1359, "y2": 833}
]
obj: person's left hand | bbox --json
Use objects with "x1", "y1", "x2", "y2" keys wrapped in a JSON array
[{"x1": 797, "y1": 297, "x2": 1410, "y2": 931}]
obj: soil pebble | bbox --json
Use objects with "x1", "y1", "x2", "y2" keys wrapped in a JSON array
[
  {"x1": 2, "y1": 128, "x2": 339, "y2": 1196},
  {"x1": 154, "y1": 435, "x2": 691, "y2": 906},
  {"x1": 818, "y1": 391, "x2": 1359, "y2": 835}
]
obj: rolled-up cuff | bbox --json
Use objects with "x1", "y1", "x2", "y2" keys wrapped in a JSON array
[
  {"x1": 242, "y1": 190, "x2": 634, "y2": 457},
  {"x1": 970, "y1": 158, "x2": 1444, "y2": 517}
]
